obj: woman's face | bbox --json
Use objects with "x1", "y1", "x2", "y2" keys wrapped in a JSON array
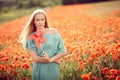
[{"x1": 34, "y1": 13, "x2": 46, "y2": 29}]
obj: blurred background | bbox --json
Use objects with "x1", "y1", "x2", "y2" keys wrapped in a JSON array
[
  {"x1": 0, "y1": 0, "x2": 120, "y2": 80},
  {"x1": 0, "y1": 0, "x2": 118, "y2": 23}
]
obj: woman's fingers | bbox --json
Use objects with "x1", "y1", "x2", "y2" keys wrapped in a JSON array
[
  {"x1": 55, "y1": 59, "x2": 63, "y2": 64},
  {"x1": 42, "y1": 57, "x2": 49, "y2": 63},
  {"x1": 42, "y1": 52, "x2": 49, "y2": 63},
  {"x1": 43, "y1": 52, "x2": 49, "y2": 59}
]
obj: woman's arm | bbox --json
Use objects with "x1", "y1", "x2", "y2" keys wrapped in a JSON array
[
  {"x1": 30, "y1": 50, "x2": 49, "y2": 63},
  {"x1": 49, "y1": 53, "x2": 66, "y2": 63}
]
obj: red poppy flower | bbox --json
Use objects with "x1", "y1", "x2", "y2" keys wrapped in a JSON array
[
  {"x1": 116, "y1": 76, "x2": 120, "y2": 80},
  {"x1": 13, "y1": 70, "x2": 17, "y2": 76},
  {"x1": 102, "y1": 67, "x2": 109, "y2": 74},
  {"x1": 110, "y1": 69, "x2": 120, "y2": 75},
  {"x1": 22, "y1": 63, "x2": 29, "y2": 69},
  {"x1": 82, "y1": 74, "x2": 90, "y2": 80}
]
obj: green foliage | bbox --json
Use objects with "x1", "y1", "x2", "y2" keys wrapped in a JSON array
[
  {"x1": 0, "y1": 7, "x2": 44, "y2": 24},
  {"x1": 60, "y1": 56, "x2": 83, "y2": 80},
  {"x1": 60, "y1": 52, "x2": 120, "y2": 80},
  {"x1": 0, "y1": 0, "x2": 62, "y2": 10},
  {"x1": 0, "y1": 0, "x2": 62, "y2": 23}
]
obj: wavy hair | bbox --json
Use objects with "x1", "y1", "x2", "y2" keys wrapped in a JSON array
[{"x1": 19, "y1": 9, "x2": 50, "y2": 49}]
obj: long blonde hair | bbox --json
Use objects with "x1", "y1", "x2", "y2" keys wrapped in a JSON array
[{"x1": 19, "y1": 9, "x2": 50, "y2": 49}]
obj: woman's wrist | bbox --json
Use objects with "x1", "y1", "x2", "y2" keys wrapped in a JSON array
[{"x1": 49, "y1": 57, "x2": 54, "y2": 63}]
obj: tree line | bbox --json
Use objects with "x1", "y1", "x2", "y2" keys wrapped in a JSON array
[{"x1": 0, "y1": 0, "x2": 113, "y2": 13}]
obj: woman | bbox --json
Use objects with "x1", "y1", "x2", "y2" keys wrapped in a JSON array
[{"x1": 19, "y1": 9, "x2": 66, "y2": 80}]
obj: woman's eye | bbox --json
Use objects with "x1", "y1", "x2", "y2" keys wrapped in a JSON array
[
  {"x1": 36, "y1": 19, "x2": 40, "y2": 21},
  {"x1": 41, "y1": 19, "x2": 44, "y2": 20}
]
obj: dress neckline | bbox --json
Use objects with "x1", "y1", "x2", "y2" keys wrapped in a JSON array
[{"x1": 34, "y1": 31, "x2": 58, "y2": 35}]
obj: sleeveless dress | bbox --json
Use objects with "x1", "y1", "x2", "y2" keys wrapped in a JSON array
[{"x1": 26, "y1": 31, "x2": 66, "y2": 80}]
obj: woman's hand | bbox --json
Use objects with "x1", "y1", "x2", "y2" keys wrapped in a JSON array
[
  {"x1": 49, "y1": 57, "x2": 54, "y2": 63},
  {"x1": 49, "y1": 53, "x2": 66, "y2": 64},
  {"x1": 49, "y1": 58, "x2": 63, "y2": 64},
  {"x1": 54, "y1": 59, "x2": 63, "y2": 64},
  {"x1": 29, "y1": 50, "x2": 49, "y2": 63},
  {"x1": 42, "y1": 52, "x2": 49, "y2": 63}
]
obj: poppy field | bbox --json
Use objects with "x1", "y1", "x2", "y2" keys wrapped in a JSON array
[{"x1": 0, "y1": 1, "x2": 120, "y2": 80}]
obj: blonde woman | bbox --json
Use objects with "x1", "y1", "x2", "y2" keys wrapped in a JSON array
[{"x1": 19, "y1": 9, "x2": 66, "y2": 80}]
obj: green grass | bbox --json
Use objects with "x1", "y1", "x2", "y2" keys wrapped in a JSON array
[{"x1": 0, "y1": 7, "x2": 50, "y2": 24}]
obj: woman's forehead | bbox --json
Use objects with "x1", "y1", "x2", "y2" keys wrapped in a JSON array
[{"x1": 34, "y1": 13, "x2": 45, "y2": 18}]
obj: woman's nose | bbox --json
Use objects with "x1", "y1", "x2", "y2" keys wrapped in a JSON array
[{"x1": 39, "y1": 21, "x2": 42, "y2": 24}]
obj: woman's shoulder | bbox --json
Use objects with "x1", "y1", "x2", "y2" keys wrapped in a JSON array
[{"x1": 48, "y1": 28, "x2": 59, "y2": 34}]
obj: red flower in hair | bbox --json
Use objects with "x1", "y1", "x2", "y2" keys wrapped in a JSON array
[{"x1": 30, "y1": 30, "x2": 46, "y2": 48}]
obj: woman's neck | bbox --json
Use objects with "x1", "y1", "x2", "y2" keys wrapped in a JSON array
[{"x1": 36, "y1": 27, "x2": 47, "y2": 34}]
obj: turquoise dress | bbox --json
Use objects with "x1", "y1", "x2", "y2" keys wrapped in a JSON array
[{"x1": 26, "y1": 31, "x2": 66, "y2": 80}]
